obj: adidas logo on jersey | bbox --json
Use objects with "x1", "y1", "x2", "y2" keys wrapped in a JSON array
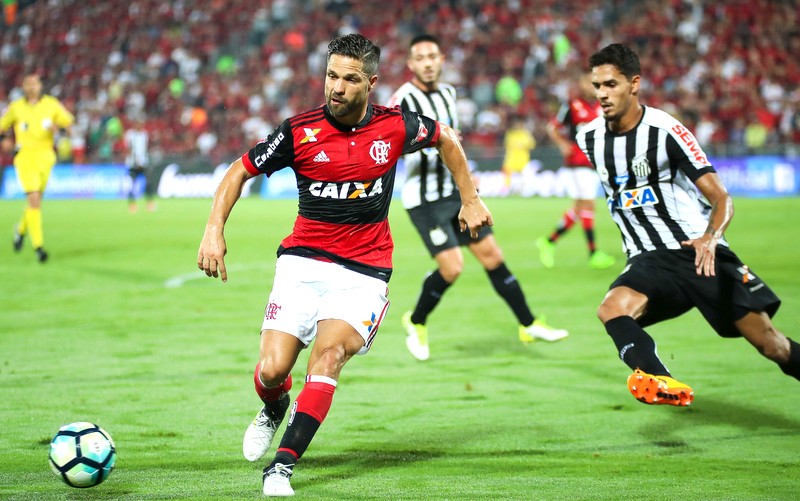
[{"x1": 313, "y1": 151, "x2": 331, "y2": 163}]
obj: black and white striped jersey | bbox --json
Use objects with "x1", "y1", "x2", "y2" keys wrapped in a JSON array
[
  {"x1": 576, "y1": 105, "x2": 724, "y2": 258},
  {"x1": 124, "y1": 128, "x2": 149, "y2": 168},
  {"x1": 387, "y1": 81, "x2": 458, "y2": 209}
]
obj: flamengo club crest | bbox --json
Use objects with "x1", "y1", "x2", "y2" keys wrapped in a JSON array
[
  {"x1": 370, "y1": 140, "x2": 391, "y2": 165},
  {"x1": 265, "y1": 301, "x2": 282, "y2": 320}
]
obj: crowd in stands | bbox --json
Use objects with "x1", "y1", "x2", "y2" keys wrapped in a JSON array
[{"x1": 1, "y1": 0, "x2": 798, "y2": 167}]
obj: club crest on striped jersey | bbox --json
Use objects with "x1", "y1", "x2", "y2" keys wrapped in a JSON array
[
  {"x1": 632, "y1": 155, "x2": 651, "y2": 178},
  {"x1": 300, "y1": 128, "x2": 321, "y2": 143},
  {"x1": 619, "y1": 185, "x2": 659, "y2": 209},
  {"x1": 308, "y1": 178, "x2": 384, "y2": 199}
]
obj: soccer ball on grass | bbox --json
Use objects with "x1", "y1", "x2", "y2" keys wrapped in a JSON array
[{"x1": 48, "y1": 422, "x2": 116, "y2": 488}]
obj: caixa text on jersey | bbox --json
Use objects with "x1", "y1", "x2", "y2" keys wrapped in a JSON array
[{"x1": 308, "y1": 179, "x2": 385, "y2": 199}]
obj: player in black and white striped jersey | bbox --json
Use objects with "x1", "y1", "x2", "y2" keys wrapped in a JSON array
[
  {"x1": 123, "y1": 115, "x2": 154, "y2": 212},
  {"x1": 388, "y1": 34, "x2": 568, "y2": 361},
  {"x1": 387, "y1": 45, "x2": 457, "y2": 208},
  {"x1": 577, "y1": 43, "x2": 799, "y2": 406}
]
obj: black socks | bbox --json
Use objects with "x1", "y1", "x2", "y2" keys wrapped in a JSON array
[
  {"x1": 487, "y1": 263, "x2": 534, "y2": 327},
  {"x1": 604, "y1": 316, "x2": 669, "y2": 375},
  {"x1": 410, "y1": 270, "x2": 451, "y2": 324}
]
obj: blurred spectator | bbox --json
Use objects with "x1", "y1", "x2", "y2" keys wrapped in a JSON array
[
  {"x1": 495, "y1": 73, "x2": 523, "y2": 108},
  {"x1": 55, "y1": 131, "x2": 71, "y2": 163},
  {"x1": 694, "y1": 113, "x2": 718, "y2": 150},
  {"x1": 0, "y1": 0, "x2": 796, "y2": 165},
  {"x1": 744, "y1": 114, "x2": 769, "y2": 153},
  {"x1": 551, "y1": 31, "x2": 571, "y2": 68},
  {"x1": 522, "y1": 35, "x2": 549, "y2": 87}
]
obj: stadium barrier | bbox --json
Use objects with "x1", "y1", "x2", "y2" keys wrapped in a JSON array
[
  {"x1": 1, "y1": 155, "x2": 798, "y2": 200},
  {"x1": 0, "y1": 164, "x2": 129, "y2": 199}
]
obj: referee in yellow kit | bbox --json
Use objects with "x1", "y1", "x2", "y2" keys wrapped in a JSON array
[{"x1": 1, "y1": 73, "x2": 74, "y2": 262}]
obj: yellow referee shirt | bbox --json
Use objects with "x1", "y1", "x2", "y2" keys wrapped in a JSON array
[
  {"x1": 0, "y1": 95, "x2": 74, "y2": 152},
  {"x1": 503, "y1": 127, "x2": 536, "y2": 173}
]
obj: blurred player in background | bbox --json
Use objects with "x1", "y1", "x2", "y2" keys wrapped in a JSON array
[
  {"x1": 501, "y1": 114, "x2": 536, "y2": 192},
  {"x1": 538, "y1": 72, "x2": 616, "y2": 270},
  {"x1": 577, "y1": 43, "x2": 800, "y2": 407},
  {"x1": 198, "y1": 34, "x2": 491, "y2": 496},
  {"x1": 123, "y1": 115, "x2": 155, "y2": 213},
  {"x1": 388, "y1": 34, "x2": 567, "y2": 362},
  {"x1": 0, "y1": 73, "x2": 74, "y2": 263}
]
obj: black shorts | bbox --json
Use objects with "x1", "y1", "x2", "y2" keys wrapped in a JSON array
[
  {"x1": 610, "y1": 246, "x2": 781, "y2": 338},
  {"x1": 128, "y1": 165, "x2": 147, "y2": 177},
  {"x1": 406, "y1": 198, "x2": 493, "y2": 257}
]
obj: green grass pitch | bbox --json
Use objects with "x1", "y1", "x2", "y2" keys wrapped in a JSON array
[{"x1": 1, "y1": 195, "x2": 798, "y2": 500}]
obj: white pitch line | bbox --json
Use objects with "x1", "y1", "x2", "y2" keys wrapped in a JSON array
[{"x1": 164, "y1": 263, "x2": 270, "y2": 288}]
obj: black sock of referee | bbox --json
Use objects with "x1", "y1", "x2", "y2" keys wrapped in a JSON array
[
  {"x1": 604, "y1": 316, "x2": 670, "y2": 376},
  {"x1": 410, "y1": 270, "x2": 451, "y2": 325},
  {"x1": 487, "y1": 263, "x2": 535, "y2": 327},
  {"x1": 779, "y1": 338, "x2": 800, "y2": 380}
]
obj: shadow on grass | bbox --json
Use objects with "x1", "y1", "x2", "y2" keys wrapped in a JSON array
[
  {"x1": 293, "y1": 441, "x2": 552, "y2": 491},
  {"x1": 635, "y1": 395, "x2": 800, "y2": 451}
]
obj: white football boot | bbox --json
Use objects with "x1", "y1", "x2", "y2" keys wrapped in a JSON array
[
  {"x1": 263, "y1": 462, "x2": 295, "y2": 497},
  {"x1": 519, "y1": 318, "x2": 569, "y2": 343},
  {"x1": 401, "y1": 311, "x2": 429, "y2": 360},
  {"x1": 243, "y1": 393, "x2": 289, "y2": 462}
]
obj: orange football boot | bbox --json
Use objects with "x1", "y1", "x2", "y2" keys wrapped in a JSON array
[{"x1": 627, "y1": 369, "x2": 694, "y2": 406}]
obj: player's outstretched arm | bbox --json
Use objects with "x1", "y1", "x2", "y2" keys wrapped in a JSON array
[
  {"x1": 680, "y1": 172, "x2": 734, "y2": 277},
  {"x1": 197, "y1": 158, "x2": 254, "y2": 282},
  {"x1": 435, "y1": 123, "x2": 493, "y2": 237}
]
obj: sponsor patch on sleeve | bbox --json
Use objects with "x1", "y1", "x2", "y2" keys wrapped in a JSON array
[{"x1": 413, "y1": 121, "x2": 428, "y2": 144}]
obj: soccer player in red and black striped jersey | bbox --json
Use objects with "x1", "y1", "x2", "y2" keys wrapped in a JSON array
[
  {"x1": 577, "y1": 43, "x2": 799, "y2": 407},
  {"x1": 539, "y1": 72, "x2": 616, "y2": 270},
  {"x1": 197, "y1": 33, "x2": 491, "y2": 497}
]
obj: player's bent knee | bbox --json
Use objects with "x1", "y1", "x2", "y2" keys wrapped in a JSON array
[
  {"x1": 439, "y1": 266, "x2": 462, "y2": 283},
  {"x1": 258, "y1": 363, "x2": 291, "y2": 387},
  {"x1": 597, "y1": 302, "x2": 621, "y2": 324},
  {"x1": 480, "y1": 252, "x2": 504, "y2": 270}
]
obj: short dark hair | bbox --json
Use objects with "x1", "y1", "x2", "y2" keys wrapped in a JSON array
[
  {"x1": 409, "y1": 34, "x2": 440, "y2": 51},
  {"x1": 589, "y1": 43, "x2": 641, "y2": 80},
  {"x1": 327, "y1": 33, "x2": 381, "y2": 76}
]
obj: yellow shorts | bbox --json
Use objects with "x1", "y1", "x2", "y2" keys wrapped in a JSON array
[
  {"x1": 502, "y1": 152, "x2": 531, "y2": 174},
  {"x1": 13, "y1": 148, "x2": 56, "y2": 193}
]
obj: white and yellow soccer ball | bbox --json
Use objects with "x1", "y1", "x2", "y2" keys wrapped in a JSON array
[{"x1": 48, "y1": 422, "x2": 116, "y2": 488}]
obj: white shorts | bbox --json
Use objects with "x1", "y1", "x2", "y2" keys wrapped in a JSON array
[
  {"x1": 261, "y1": 255, "x2": 390, "y2": 355},
  {"x1": 559, "y1": 166, "x2": 600, "y2": 200}
]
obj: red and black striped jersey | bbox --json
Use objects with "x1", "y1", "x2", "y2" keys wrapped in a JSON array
[
  {"x1": 551, "y1": 97, "x2": 602, "y2": 167},
  {"x1": 241, "y1": 103, "x2": 440, "y2": 282}
]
